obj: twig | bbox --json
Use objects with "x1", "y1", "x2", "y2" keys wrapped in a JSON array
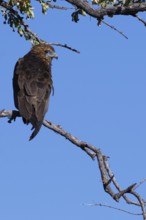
[
  {"x1": 48, "y1": 42, "x2": 80, "y2": 53},
  {"x1": 102, "y1": 20, "x2": 128, "y2": 39},
  {"x1": 84, "y1": 203, "x2": 142, "y2": 216},
  {"x1": 133, "y1": 14, "x2": 146, "y2": 26},
  {"x1": 134, "y1": 178, "x2": 146, "y2": 190}
]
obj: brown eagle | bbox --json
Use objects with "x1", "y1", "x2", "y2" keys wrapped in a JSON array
[{"x1": 13, "y1": 43, "x2": 58, "y2": 140}]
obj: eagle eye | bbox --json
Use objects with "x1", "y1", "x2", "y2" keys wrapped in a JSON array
[{"x1": 45, "y1": 50, "x2": 49, "y2": 53}]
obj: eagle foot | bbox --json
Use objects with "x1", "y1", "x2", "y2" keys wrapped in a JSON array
[{"x1": 8, "y1": 110, "x2": 20, "y2": 123}]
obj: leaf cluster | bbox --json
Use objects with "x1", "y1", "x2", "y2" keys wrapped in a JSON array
[{"x1": 0, "y1": 0, "x2": 54, "y2": 43}]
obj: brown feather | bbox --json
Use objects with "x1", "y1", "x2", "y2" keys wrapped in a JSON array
[{"x1": 13, "y1": 43, "x2": 58, "y2": 140}]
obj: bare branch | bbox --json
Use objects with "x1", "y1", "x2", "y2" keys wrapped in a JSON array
[
  {"x1": 0, "y1": 109, "x2": 13, "y2": 118},
  {"x1": 102, "y1": 20, "x2": 128, "y2": 39},
  {"x1": 133, "y1": 14, "x2": 146, "y2": 26},
  {"x1": 103, "y1": 155, "x2": 140, "y2": 206},
  {"x1": 1, "y1": 109, "x2": 146, "y2": 219},
  {"x1": 84, "y1": 203, "x2": 142, "y2": 216},
  {"x1": 131, "y1": 191, "x2": 146, "y2": 220},
  {"x1": 49, "y1": 42, "x2": 80, "y2": 54},
  {"x1": 113, "y1": 183, "x2": 136, "y2": 201},
  {"x1": 134, "y1": 178, "x2": 146, "y2": 190},
  {"x1": 43, "y1": 119, "x2": 96, "y2": 159}
]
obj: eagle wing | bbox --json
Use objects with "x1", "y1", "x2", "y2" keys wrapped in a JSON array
[{"x1": 13, "y1": 55, "x2": 52, "y2": 140}]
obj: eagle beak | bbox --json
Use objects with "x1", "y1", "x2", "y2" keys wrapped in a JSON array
[
  {"x1": 46, "y1": 50, "x2": 58, "y2": 59},
  {"x1": 53, "y1": 52, "x2": 58, "y2": 59}
]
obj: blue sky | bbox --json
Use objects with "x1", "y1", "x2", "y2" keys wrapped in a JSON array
[{"x1": 0, "y1": 2, "x2": 146, "y2": 220}]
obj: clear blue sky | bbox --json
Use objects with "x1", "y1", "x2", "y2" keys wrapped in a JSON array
[{"x1": 0, "y1": 2, "x2": 146, "y2": 219}]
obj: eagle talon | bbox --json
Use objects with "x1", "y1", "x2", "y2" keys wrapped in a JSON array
[{"x1": 8, "y1": 110, "x2": 20, "y2": 123}]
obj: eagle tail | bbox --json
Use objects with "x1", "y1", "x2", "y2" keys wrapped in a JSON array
[{"x1": 29, "y1": 121, "x2": 43, "y2": 141}]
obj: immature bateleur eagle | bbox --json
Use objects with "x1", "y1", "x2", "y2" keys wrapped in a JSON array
[{"x1": 13, "y1": 43, "x2": 58, "y2": 140}]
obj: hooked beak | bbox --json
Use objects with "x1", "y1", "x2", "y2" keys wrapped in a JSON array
[
  {"x1": 46, "y1": 50, "x2": 58, "y2": 59},
  {"x1": 52, "y1": 52, "x2": 58, "y2": 59}
]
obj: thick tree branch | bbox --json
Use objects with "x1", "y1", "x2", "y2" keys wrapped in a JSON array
[
  {"x1": 66, "y1": 0, "x2": 146, "y2": 18},
  {"x1": 43, "y1": 119, "x2": 96, "y2": 159}
]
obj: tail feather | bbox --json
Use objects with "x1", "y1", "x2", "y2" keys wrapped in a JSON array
[{"x1": 29, "y1": 122, "x2": 42, "y2": 141}]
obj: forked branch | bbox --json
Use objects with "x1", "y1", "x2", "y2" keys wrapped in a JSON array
[{"x1": 66, "y1": 0, "x2": 146, "y2": 18}]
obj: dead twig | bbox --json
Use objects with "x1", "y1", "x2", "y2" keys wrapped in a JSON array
[
  {"x1": 134, "y1": 178, "x2": 146, "y2": 190},
  {"x1": 131, "y1": 191, "x2": 146, "y2": 219},
  {"x1": 133, "y1": 14, "x2": 146, "y2": 26},
  {"x1": 102, "y1": 20, "x2": 128, "y2": 39},
  {"x1": 48, "y1": 42, "x2": 80, "y2": 54},
  {"x1": 84, "y1": 203, "x2": 142, "y2": 216}
]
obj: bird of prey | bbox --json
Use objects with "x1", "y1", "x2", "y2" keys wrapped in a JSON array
[{"x1": 13, "y1": 43, "x2": 58, "y2": 140}]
